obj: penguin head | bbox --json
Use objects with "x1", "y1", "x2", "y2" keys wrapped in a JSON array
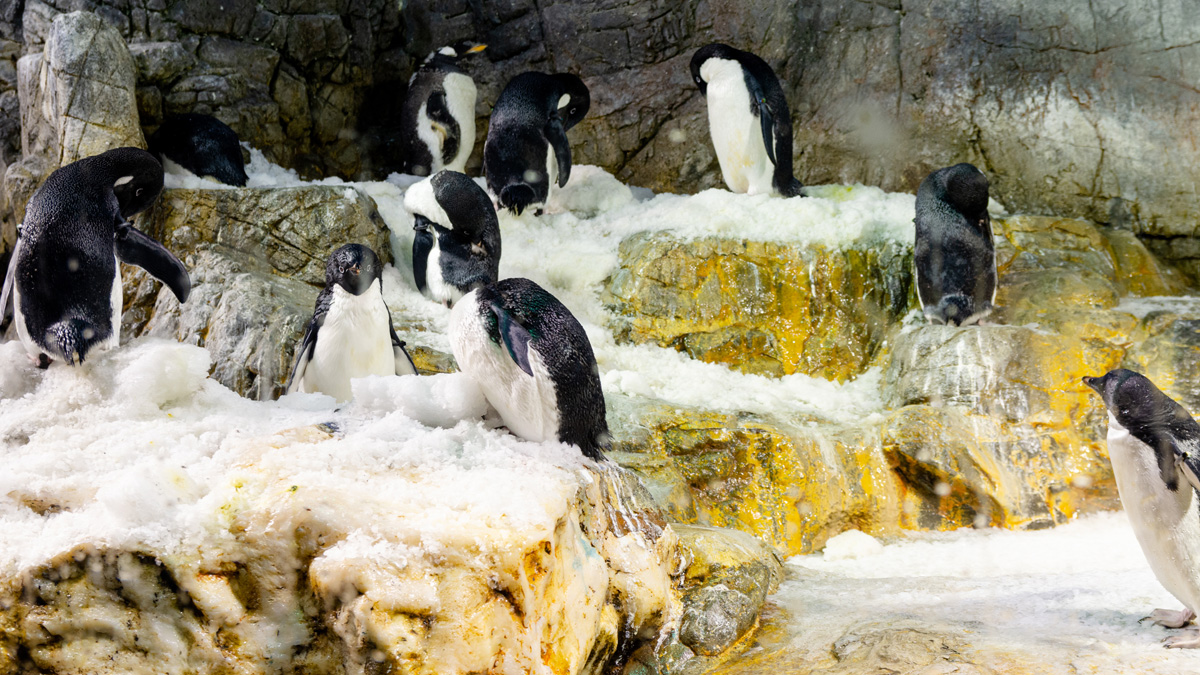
[
  {"x1": 46, "y1": 317, "x2": 105, "y2": 365},
  {"x1": 1084, "y1": 369, "x2": 1165, "y2": 423},
  {"x1": 934, "y1": 163, "x2": 989, "y2": 220},
  {"x1": 102, "y1": 147, "x2": 165, "y2": 219},
  {"x1": 445, "y1": 40, "x2": 487, "y2": 59},
  {"x1": 551, "y1": 74, "x2": 590, "y2": 130},
  {"x1": 325, "y1": 244, "x2": 383, "y2": 296},
  {"x1": 406, "y1": 171, "x2": 500, "y2": 252},
  {"x1": 690, "y1": 43, "x2": 740, "y2": 95}
]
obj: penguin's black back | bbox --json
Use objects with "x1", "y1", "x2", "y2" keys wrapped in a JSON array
[
  {"x1": 19, "y1": 148, "x2": 164, "y2": 349},
  {"x1": 914, "y1": 163, "x2": 994, "y2": 322},
  {"x1": 479, "y1": 278, "x2": 609, "y2": 459},
  {"x1": 148, "y1": 113, "x2": 248, "y2": 187}
]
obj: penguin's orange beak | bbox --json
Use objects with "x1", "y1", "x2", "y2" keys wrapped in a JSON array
[
  {"x1": 348, "y1": 265, "x2": 361, "y2": 276},
  {"x1": 468, "y1": 44, "x2": 487, "y2": 54}
]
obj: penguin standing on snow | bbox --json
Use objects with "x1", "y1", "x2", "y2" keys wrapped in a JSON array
[
  {"x1": 1084, "y1": 369, "x2": 1200, "y2": 648},
  {"x1": 0, "y1": 147, "x2": 190, "y2": 367},
  {"x1": 690, "y1": 43, "x2": 803, "y2": 197},
  {"x1": 148, "y1": 113, "x2": 249, "y2": 187},
  {"x1": 400, "y1": 41, "x2": 487, "y2": 177},
  {"x1": 484, "y1": 72, "x2": 590, "y2": 215},
  {"x1": 405, "y1": 170, "x2": 501, "y2": 307},
  {"x1": 287, "y1": 244, "x2": 417, "y2": 402},
  {"x1": 914, "y1": 163, "x2": 997, "y2": 327},
  {"x1": 450, "y1": 277, "x2": 609, "y2": 460}
]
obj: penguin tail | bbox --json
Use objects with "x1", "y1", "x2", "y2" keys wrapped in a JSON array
[
  {"x1": 932, "y1": 294, "x2": 978, "y2": 328},
  {"x1": 46, "y1": 318, "x2": 103, "y2": 365},
  {"x1": 499, "y1": 184, "x2": 537, "y2": 216},
  {"x1": 781, "y1": 177, "x2": 805, "y2": 198}
]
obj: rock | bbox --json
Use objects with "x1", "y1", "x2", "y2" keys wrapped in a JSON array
[
  {"x1": 605, "y1": 233, "x2": 913, "y2": 381},
  {"x1": 3, "y1": 10, "x2": 143, "y2": 240},
  {"x1": 128, "y1": 41, "x2": 195, "y2": 86},
  {"x1": 122, "y1": 185, "x2": 392, "y2": 399}
]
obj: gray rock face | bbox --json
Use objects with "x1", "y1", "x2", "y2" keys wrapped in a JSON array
[
  {"x1": 2, "y1": 10, "x2": 142, "y2": 247},
  {"x1": 123, "y1": 185, "x2": 393, "y2": 400}
]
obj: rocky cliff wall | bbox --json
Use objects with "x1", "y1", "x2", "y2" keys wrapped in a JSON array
[{"x1": 1, "y1": 1, "x2": 1200, "y2": 269}]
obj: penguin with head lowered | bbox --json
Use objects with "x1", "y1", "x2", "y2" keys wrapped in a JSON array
[
  {"x1": 484, "y1": 72, "x2": 590, "y2": 216},
  {"x1": 690, "y1": 43, "x2": 803, "y2": 198},
  {"x1": 287, "y1": 244, "x2": 417, "y2": 402},
  {"x1": 914, "y1": 163, "x2": 996, "y2": 327},
  {"x1": 0, "y1": 147, "x2": 190, "y2": 367},
  {"x1": 1084, "y1": 369, "x2": 1200, "y2": 648},
  {"x1": 405, "y1": 170, "x2": 501, "y2": 307},
  {"x1": 148, "y1": 113, "x2": 249, "y2": 187},
  {"x1": 450, "y1": 277, "x2": 609, "y2": 461},
  {"x1": 400, "y1": 41, "x2": 487, "y2": 177}
]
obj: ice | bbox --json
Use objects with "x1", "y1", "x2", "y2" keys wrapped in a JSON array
[{"x1": 819, "y1": 529, "x2": 884, "y2": 561}]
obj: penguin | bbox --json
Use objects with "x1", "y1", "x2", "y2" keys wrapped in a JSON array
[
  {"x1": 286, "y1": 244, "x2": 417, "y2": 402},
  {"x1": 1084, "y1": 369, "x2": 1200, "y2": 648},
  {"x1": 405, "y1": 170, "x2": 501, "y2": 308},
  {"x1": 400, "y1": 41, "x2": 487, "y2": 177},
  {"x1": 484, "y1": 72, "x2": 590, "y2": 216},
  {"x1": 690, "y1": 43, "x2": 803, "y2": 198},
  {"x1": 449, "y1": 277, "x2": 609, "y2": 460},
  {"x1": 913, "y1": 163, "x2": 996, "y2": 327},
  {"x1": 0, "y1": 147, "x2": 189, "y2": 367},
  {"x1": 147, "y1": 113, "x2": 249, "y2": 187}
]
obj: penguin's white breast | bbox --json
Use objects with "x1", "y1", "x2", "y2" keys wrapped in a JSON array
[
  {"x1": 442, "y1": 72, "x2": 477, "y2": 173},
  {"x1": 1107, "y1": 415, "x2": 1200, "y2": 611},
  {"x1": 105, "y1": 256, "x2": 122, "y2": 350},
  {"x1": 415, "y1": 101, "x2": 444, "y2": 172},
  {"x1": 303, "y1": 280, "x2": 396, "y2": 402},
  {"x1": 701, "y1": 58, "x2": 770, "y2": 194},
  {"x1": 449, "y1": 294, "x2": 561, "y2": 444}
]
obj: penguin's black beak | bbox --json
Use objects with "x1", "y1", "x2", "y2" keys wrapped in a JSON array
[
  {"x1": 348, "y1": 265, "x2": 361, "y2": 276},
  {"x1": 1082, "y1": 376, "x2": 1102, "y2": 394}
]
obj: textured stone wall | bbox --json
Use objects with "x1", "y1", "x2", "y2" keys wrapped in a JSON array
[{"x1": 2, "y1": 1, "x2": 1200, "y2": 267}]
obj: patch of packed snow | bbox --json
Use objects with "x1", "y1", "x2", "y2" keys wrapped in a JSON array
[{"x1": 769, "y1": 513, "x2": 1200, "y2": 672}]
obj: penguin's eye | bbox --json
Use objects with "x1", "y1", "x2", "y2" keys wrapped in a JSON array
[{"x1": 135, "y1": 188, "x2": 143, "y2": 197}]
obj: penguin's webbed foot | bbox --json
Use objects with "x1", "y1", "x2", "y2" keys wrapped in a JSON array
[
  {"x1": 31, "y1": 353, "x2": 50, "y2": 369},
  {"x1": 1144, "y1": 607, "x2": 1195, "y2": 629},
  {"x1": 1163, "y1": 628, "x2": 1200, "y2": 649}
]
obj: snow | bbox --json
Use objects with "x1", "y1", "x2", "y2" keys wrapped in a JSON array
[{"x1": 771, "y1": 513, "x2": 1200, "y2": 672}]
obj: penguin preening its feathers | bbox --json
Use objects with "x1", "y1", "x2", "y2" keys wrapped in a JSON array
[
  {"x1": 1085, "y1": 369, "x2": 1200, "y2": 648},
  {"x1": 287, "y1": 244, "x2": 417, "y2": 402},
  {"x1": 148, "y1": 113, "x2": 249, "y2": 187},
  {"x1": 914, "y1": 163, "x2": 997, "y2": 327},
  {"x1": 405, "y1": 171, "x2": 501, "y2": 307},
  {"x1": 484, "y1": 72, "x2": 590, "y2": 215},
  {"x1": 690, "y1": 43, "x2": 803, "y2": 198},
  {"x1": 450, "y1": 278, "x2": 609, "y2": 461},
  {"x1": 401, "y1": 41, "x2": 487, "y2": 177},
  {"x1": 1, "y1": 147, "x2": 189, "y2": 366}
]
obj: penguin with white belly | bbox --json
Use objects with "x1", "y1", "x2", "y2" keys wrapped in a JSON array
[
  {"x1": 449, "y1": 277, "x2": 609, "y2": 461},
  {"x1": 484, "y1": 72, "x2": 590, "y2": 215},
  {"x1": 400, "y1": 41, "x2": 487, "y2": 176},
  {"x1": 0, "y1": 147, "x2": 190, "y2": 367},
  {"x1": 690, "y1": 43, "x2": 803, "y2": 197},
  {"x1": 1084, "y1": 369, "x2": 1200, "y2": 648},
  {"x1": 287, "y1": 244, "x2": 417, "y2": 402},
  {"x1": 913, "y1": 163, "x2": 996, "y2": 327},
  {"x1": 405, "y1": 170, "x2": 501, "y2": 307}
]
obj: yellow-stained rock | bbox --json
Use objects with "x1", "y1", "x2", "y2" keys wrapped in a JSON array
[{"x1": 605, "y1": 233, "x2": 913, "y2": 381}]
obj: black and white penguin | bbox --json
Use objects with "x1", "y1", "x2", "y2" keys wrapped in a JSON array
[
  {"x1": 405, "y1": 170, "x2": 501, "y2": 307},
  {"x1": 400, "y1": 41, "x2": 487, "y2": 177},
  {"x1": 1084, "y1": 369, "x2": 1200, "y2": 648},
  {"x1": 287, "y1": 244, "x2": 417, "y2": 402},
  {"x1": 449, "y1": 277, "x2": 609, "y2": 460},
  {"x1": 913, "y1": 163, "x2": 996, "y2": 327},
  {"x1": 148, "y1": 113, "x2": 249, "y2": 187},
  {"x1": 484, "y1": 72, "x2": 590, "y2": 216},
  {"x1": 690, "y1": 43, "x2": 803, "y2": 198},
  {"x1": 0, "y1": 147, "x2": 190, "y2": 366}
]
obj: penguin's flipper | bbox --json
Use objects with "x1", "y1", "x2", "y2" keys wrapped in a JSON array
[
  {"x1": 286, "y1": 309, "x2": 325, "y2": 394},
  {"x1": 388, "y1": 317, "x2": 418, "y2": 376},
  {"x1": 744, "y1": 74, "x2": 777, "y2": 166},
  {"x1": 426, "y1": 91, "x2": 460, "y2": 167},
  {"x1": 0, "y1": 235, "x2": 20, "y2": 329},
  {"x1": 546, "y1": 117, "x2": 572, "y2": 188},
  {"x1": 115, "y1": 223, "x2": 191, "y2": 303},
  {"x1": 489, "y1": 302, "x2": 534, "y2": 376}
]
